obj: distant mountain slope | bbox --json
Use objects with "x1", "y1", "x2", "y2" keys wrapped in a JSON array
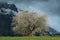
[{"x1": 48, "y1": 27, "x2": 59, "y2": 36}]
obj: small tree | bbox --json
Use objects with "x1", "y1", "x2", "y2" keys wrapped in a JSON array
[{"x1": 12, "y1": 11, "x2": 48, "y2": 36}]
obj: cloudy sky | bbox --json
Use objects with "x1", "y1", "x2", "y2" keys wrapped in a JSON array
[{"x1": 0, "y1": 0, "x2": 60, "y2": 32}]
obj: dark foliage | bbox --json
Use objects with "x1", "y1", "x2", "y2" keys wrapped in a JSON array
[
  {"x1": 0, "y1": 2, "x2": 18, "y2": 36},
  {"x1": 0, "y1": 13, "x2": 14, "y2": 36},
  {"x1": 0, "y1": 2, "x2": 18, "y2": 12}
]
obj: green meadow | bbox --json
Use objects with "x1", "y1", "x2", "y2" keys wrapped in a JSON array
[{"x1": 0, "y1": 36, "x2": 60, "y2": 40}]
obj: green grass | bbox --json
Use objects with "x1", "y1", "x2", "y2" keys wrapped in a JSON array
[{"x1": 0, "y1": 36, "x2": 60, "y2": 40}]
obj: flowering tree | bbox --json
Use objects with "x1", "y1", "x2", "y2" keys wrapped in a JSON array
[{"x1": 12, "y1": 11, "x2": 48, "y2": 36}]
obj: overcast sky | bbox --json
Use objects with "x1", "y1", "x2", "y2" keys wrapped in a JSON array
[{"x1": 0, "y1": 0, "x2": 60, "y2": 32}]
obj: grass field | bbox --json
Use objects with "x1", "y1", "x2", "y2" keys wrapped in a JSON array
[{"x1": 0, "y1": 36, "x2": 60, "y2": 40}]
